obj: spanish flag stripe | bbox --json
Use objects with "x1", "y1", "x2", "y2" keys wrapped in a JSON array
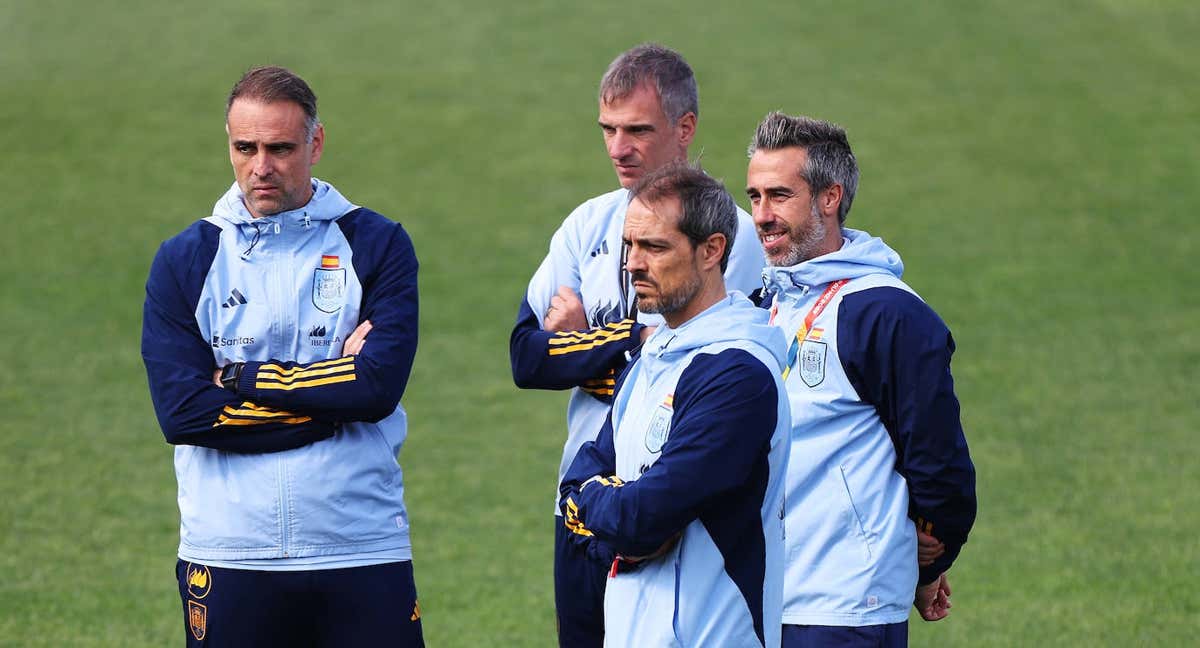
[
  {"x1": 223, "y1": 402, "x2": 300, "y2": 414},
  {"x1": 548, "y1": 322, "x2": 633, "y2": 344},
  {"x1": 258, "y1": 357, "x2": 354, "y2": 376},
  {"x1": 548, "y1": 329, "x2": 631, "y2": 346},
  {"x1": 256, "y1": 373, "x2": 357, "y2": 391},
  {"x1": 236, "y1": 402, "x2": 276, "y2": 412},
  {"x1": 548, "y1": 330, "x2": 632, "y2": 355},
  {"x1": 217, "y1": 416, "x2": 314, "y2": 426},
  {"x1": 235, "y1": 402, "x2": 309, "y2": 413},
  {"x1": 221, "y1": 408, "x2": 310, "y2": 420},
  {"x1": 256, "y1": 365, "x2": 355, "y2": 385}
]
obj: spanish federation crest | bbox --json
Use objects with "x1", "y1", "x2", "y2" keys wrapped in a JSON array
[
  {"x1": 313, "y1": 255, "x2": 346, "y2": 313},
  {"x1": 799, "y1": 340, "x2": 827, "y2": 387},
  {"x1": 188, "y1": 600, "x2": 207, "y2": 640},
  {"x1": 645, "y1": 395, "x2": 673, "y2": 453}
]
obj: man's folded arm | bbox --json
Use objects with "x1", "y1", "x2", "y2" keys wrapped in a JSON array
[
  {"x1": 231, "y1": 219, "x2": 419, "y2": 423},
  {"x1": 510, "y1": 298, "x2": 644, "y2": 399},
  {"x1": 562, "y1": 351, "x2": 779, "y2": 557},
  {"x1": 142, "y1": 240, "x2": 333, "y2": 453}
]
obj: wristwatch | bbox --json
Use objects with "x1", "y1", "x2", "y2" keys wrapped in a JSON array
[{"x1": 219, "y1": 362, "x2": 245, "y2": 391}]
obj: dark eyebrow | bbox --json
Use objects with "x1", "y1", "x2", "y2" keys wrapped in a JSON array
[
  {"x1": 598, "y1": 121, "x2": 655, "y2": 132},
  {"x1": 631, "y1": 235, "x2": 671, "y2": 247}
]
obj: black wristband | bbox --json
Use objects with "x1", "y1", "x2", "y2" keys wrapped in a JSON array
[{"x1": 219, "y1": 362, "x2": 245, "y2": 391}]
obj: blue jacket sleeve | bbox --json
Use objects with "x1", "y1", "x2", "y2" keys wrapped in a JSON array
[
  {"x1": 838, "y1": 287, "x2": 977, "y2": 584},
  {"x1": 142, "y1": 225, "x2": 335, "y2": 453},
  {"x1": 233, "y1": 212, "x2": 418, "y2": 423},
  {"x1": 560, "y1": 350, "x2": 779, "y2": 557},
  {"x1": 509, "y1": 206, "x2": 645, "y2": 401},
  {"x1": 509, "y1": 298, "x2": 644, "y2": 401}
]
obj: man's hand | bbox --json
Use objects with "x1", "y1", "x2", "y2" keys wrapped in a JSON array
[
  {"x1": 343, "y1": 320, "x2": 372, "y2": 356},
  {"x1": 622, "y1": 532, "x2": 681, "y2": 564},
  {"x1": 544, "y1": 286, "x2": 587, "y2": 332},
  {"x1": 917, "y1": 529, "x2": 945, "y2": 567},
  {"x1": 914, "y1": 572, "x2": 952, "y2": 621}
]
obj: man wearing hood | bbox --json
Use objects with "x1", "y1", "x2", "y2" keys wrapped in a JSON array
[
  {"x1": 508, "y1": 43, "x2": 765, "y2": 647},
  {"x1": 142, "y1": 66, "x2": 423, "y2": 646},
  {"x1": 745, "y1": 111, "x2": 977, "y2": 646},
  {"x1": 559, "y1": 164, "x2": 790, "y2": 648}
]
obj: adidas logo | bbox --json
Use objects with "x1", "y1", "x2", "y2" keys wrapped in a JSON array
[
  {"x1": 589, "y1": 241, "x2": 610, "y2": 257},
  {"x1": 221, "y1": 288, "x2": 248, "y2": 309},
  {"x1": 309, "y1": 325, "x2": 327, "y2": 337}
]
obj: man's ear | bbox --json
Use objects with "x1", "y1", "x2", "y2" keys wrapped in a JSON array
[
  {"x1": 819, "y1": 183, "x2": 843, "y2": 220},
  {"x1": 698, "y1": 233, "x2": 726, "y2": 272},
  {"x1": 676, "y1": 112, "x2": 697, "y2": 149},
  {"x1": 309, "y1": 123, "x2": 326, "y2": 166}
]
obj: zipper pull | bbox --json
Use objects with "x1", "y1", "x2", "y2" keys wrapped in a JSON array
[
  {"x1": 302, "y1": 213, "x2": 311, "y2": 228},
  {"x1": 274, "y1": 222, "x2": 281, "y2": 234}
]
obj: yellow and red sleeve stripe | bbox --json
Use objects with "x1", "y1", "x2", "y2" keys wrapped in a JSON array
[
  {"x1": 214, "y1": 402, "x2": 313, "y2": 427},
  {"x1": 547, "y1": 320, "x2": 634, "y2": 356},
  {"x1": 564, "y1": 496, "x2": 594, "y2": 537},
  {"x1": 254, "y1": 356, "x2": 357, "y2": 391},
  {"x1": 915, "y1": 516, "x2": 935, "y2": 535},
  {"x1": 582, "y1": 369, "x2": 618, "y2": 396}
]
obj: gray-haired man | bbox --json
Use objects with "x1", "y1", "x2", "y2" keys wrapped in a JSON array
[
  {"x1": 509, "y1": 44, "x2": 764, "y2": 646},
  {"x1": 746, "y1": 111, "x2": 976, "y2": 646}
]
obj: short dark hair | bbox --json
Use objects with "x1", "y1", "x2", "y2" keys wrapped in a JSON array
[
  {"x1": 226, "y1": 66, "x2": 320, "y2": 138},
  {"x1": 630, "y1": 163, "x2": 736, "y2": 272},
  {"x1": 748, "y1": 111, "x2": 859, "y2": 223},
  {"x1": 599, "y1": 43, "x2": 698, "y2": 123}
]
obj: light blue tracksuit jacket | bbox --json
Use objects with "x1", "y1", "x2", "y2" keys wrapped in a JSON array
[
  {"x1": 562, "y1": 295, "x2": 791, "y2": 647},
  {"x1": 142, "y1": 179, "x2": 420, "y2": 568}
]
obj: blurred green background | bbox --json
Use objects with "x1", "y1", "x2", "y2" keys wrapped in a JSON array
[{"x1": 2, "y1": 1, "x2": 1196, "y2": 645}]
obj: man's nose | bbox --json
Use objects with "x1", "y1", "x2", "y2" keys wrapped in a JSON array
[
  {"x1": 608, "y1": 131, "x2": 632, "y2": 160},
  {"x1": 752, "y1": 201, "x2": 774, "y2": 226},
  {"x1": 252, "y1": 153, "x2": 273, "y2": 178},
  {"x1": 624, "y1": 246, "x2": 646, "y2": 272}
]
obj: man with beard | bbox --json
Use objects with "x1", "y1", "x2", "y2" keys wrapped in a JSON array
[
  {"x1": 745, "y1": 111, "x2": 976, "y2": 647},
  {"x1": 508, "y1": 43, "x2": 764, "y2": 647},
  {"x1": 560, "y1": 163, "x2": 789, "y2": 647}
]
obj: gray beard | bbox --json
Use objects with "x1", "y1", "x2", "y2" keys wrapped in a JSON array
[
  {"x1": 636, "y1": 273, "x2": 703, "y2": 319},
  {"x1": 773, "y1": 203, "x2": 826, "y2": 267}
]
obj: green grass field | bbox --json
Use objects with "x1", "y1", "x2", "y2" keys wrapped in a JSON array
[{"x1": 2, "y1": 1, "x2": 1197, "y2": 645}]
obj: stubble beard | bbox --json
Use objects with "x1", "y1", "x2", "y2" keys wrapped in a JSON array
[
  {"x1": 769, "y1": 202, "x2": 827, "y2": 268},
  {"x1": 634, "y1": 271, "x2": 703, "y2": 319}
]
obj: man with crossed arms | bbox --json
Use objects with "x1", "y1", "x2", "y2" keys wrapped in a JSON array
[{"x1": 509, "y1": 44, "x2": 763, "y2": 647}]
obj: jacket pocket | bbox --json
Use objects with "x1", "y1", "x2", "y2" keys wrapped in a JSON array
[{"x1": 834, "y1": 465, "x2": 874, "y2": 560}]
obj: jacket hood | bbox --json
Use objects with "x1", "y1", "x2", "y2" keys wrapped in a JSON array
[
  {"x1": 211, "y1": 178, "x2": 356, "y2": 225},
  {"x1": 762, "y1": 227, "x2": 904, "y2": 292},
  {"x1": 642, "y1": 293, "x2": 789, "y2": 375}
]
